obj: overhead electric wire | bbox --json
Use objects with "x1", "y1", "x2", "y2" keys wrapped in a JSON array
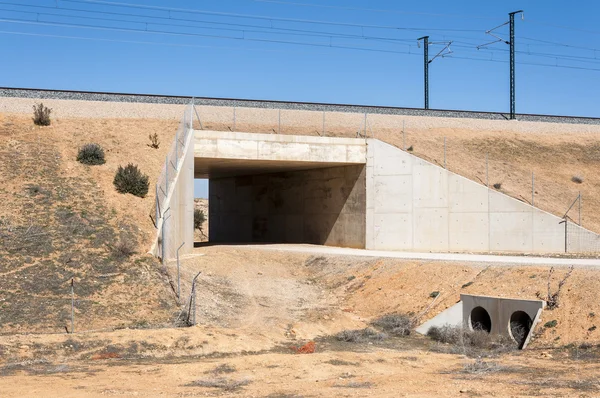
[
  {"x1": 0, "y1": 3, "x2": 435, "y2": 45},
  {"x1": 525, "y1": 19, "x2": 600, "y2": 36},
  {"x1": 1, "y1": 1, "x2": 599, "y2": 72},
  {"x1": 2, "y1": 21, "x2": 600, "y2": 73},
  {"x1": 243, "y1": 0, "x2": 500, "y2": 20},
  {"x1": 0, "y1": 17, "x2": 421, "y2": 55},
  {"x1": 59, "y1": 0, "x2": 486, "y2": 32}
]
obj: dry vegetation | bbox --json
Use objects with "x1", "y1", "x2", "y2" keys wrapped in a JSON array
[
  {"x1": 0, "y1": 113, "x2": 179, "y2": 334},
  {"x1": 2, "y1": 103, "x2": 600, "y2": 396}
]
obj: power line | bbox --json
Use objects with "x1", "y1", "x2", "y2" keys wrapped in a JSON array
[
  {"x1": 525, "y1": 19, "x2": 600, "y2": 36},
  {"x1": 0, "y1": 17, "x2": 421, "y2": 55},
  {"x1": 0, "y1": 3, "x2": 427, "y2": 45},
  {"x1": 60, "y1": 0, "x2": 486, "y2": 32},
  {"x1": 9, "y1": 2, "x2": 600, "y2": 61},
  {"x1": 248, "y1": 0, "x2": 499, "y2": 20},
  {"x1": 3, "y1": 20, "x2": 600, "y2": 73}
]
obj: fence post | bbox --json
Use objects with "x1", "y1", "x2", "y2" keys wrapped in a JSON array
[
  {"x1": 176, "y1": 241, "x2": 185, "y2": 300},
  {"x1": 165, "y1": 159, "x2": 169, "y2": 194},
  {"x1": 560, "y1": 219, "x2": 567, "y2": 253},
  {"x1": 193, "y1": 103, "x2": 203, "y2": 130},
  {"x1": 161, "y1": 208, "x2": 171, "y2": 265},
  {"x1": 486, "y1": 154, "x2": 489, "y2": 187},
  {"x1": 444, "y1": 137, "x2": 447, "y2": 169},
  {"x1": 322, "y1": 111, "x2": 325, "y2": 136},
  {"x1": 402, "y1": 120, "x2": 406, "y2": 150},
  {"x1": 175, "y1": 128, "x2": 179, "y2": 168},
  {"x1": 532, "y1": 172, "x2": 535, "y2": 206},
  {"x1": 186, "y1": 272, "x2": 202, "y2": 326},
  {"x1": 579, "y1": 192, "x2": 582, "y2": 226},
  {"x1": 155, "y1": 183, "x2": 160, "y2": 227},
  {"x1": 233, "y1": 106, "x2": 236, "y2": 131},
  {"x1": 278, "y1": 109, "x2": 281, "y2": 134},
  {"x1": 70, "y1": 278, "x2": 74, "y2": 334}
]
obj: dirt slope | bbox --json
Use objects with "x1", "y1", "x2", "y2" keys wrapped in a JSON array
[
  {"x1": 0, "y1": 113, "x2": 179, "y2": 334},
  {"x1": 1, "y1": 246, "x2": 599, "y2": 397}
]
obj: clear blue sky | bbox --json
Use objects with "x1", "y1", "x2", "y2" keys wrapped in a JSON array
[{"x1": 2, "y1": 1, "x2": 600, "y2": 198}]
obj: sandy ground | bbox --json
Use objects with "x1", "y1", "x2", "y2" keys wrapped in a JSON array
[
  {"x1": 1, "y1": 246, "x2": 600, "y2": 397},
  {"x1": 2, "y1": 102, "x2": 600, "y2": 396}
]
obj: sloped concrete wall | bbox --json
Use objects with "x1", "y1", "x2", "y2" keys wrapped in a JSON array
[
  {"x1": 161, "y1": 143, "x2": 195, "y2": 260},
  {"x1": 210, "y1": 165, "x2": 366, "y2": 247},
  {"x1": 366, "y1": 139, "x2": 600, "y2": 253}
]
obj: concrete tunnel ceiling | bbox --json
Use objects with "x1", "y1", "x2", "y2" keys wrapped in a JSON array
[{"x1": 194, "y1": 158, "x2": 360, "y2": 179}]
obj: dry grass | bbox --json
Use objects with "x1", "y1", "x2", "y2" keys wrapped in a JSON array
[
  {"x1": 371, "y1": 313, "x2": 413, "y2": 337},
  {"x1": 185, "y1": 377, "x2": 251, "y2": 391},
  {"x1": 336, "y1": 328, "x2": 387, "y2": 343}
]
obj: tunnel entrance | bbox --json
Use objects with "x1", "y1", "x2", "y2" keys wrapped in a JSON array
[
  {"x1": 509, "y1": 311, "x2": 533, "y2": 349},
  {"x1": 207, "y1": 164, "x2": 366, "y2": 247},
  {"x1": 470, "y1": 306, "x2": 492, "y2": 333},
  {"x1": 193, "y1": 130, "x2": 368, "y2": 248}
]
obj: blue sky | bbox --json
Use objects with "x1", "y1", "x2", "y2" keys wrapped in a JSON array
[{"x1": 1, "y1": 1, "x2": 600, "y2": 198}]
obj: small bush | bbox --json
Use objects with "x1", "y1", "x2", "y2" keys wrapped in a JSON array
[
  {"x1": 462, "y1": 358, "x2": 502, "y2": 374},
  {"x1": 110, "y1": 238, "x2": 136, "y2": 260},
  {"x1": 336, "y1": 328, "x2": 387, "y2": 343},
  {"x1": 77, "y1": 143, "x2": 106, "y2": 165},
  {"x1": 185, "y1": 378, "x2": 250, "y2": 391},
  {"x1": 493, "y1": 182, "x2": 502, "y2": 190},
  {"x1": 208, "y1": 364, "x2": 236, "y2": 375},
  {"x1": 113, "y1": 164, "x2": 149, "y2": 198},
  {"x1": 371, "y1": 314, "x2": 413, "y2": 337},
  {"x1": 33, "y1": 103, "x2": 52, "y2": 126},
  {"x1": 544, "y1": 320, "x2": 558, "y2": 328},
  {"x1": 427, "y1": 325, "x2": 517, "y2": 352},
  {"x1": 148, "y1": 133, "x2": 160, "y2": 149},
  {"x1": 461, "y1": 281, "x2": 474, "y2": 288},
  {"x1": 429, "y1": 291, "x2": 440, "y2": 298},
  {"x1": 407, "y1": 145, "x2": 414, "y2": 152},
  {"x1": 571, "y1": 175, "x2": 584, "y2": 184},
  {"x1": 194, "y1": 209, "x2": 206, "y2": 231}
]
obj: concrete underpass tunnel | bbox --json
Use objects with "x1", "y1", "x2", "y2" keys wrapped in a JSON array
[{"x1": 195, "y1": 158, "x2": 367, "y2": 247}]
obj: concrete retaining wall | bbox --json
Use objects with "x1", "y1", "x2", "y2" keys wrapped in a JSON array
[
  {"x1": 209, "y1": 165, "x2": 366, "y2": 247},
  {"x1": 152, "y1": 127, "x2": 195, "y2": 261},
  {"x1": 366, "y1": 139, "x2": 600, "y2": 253}
]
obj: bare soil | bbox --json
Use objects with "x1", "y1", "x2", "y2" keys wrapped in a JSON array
[{"x1": 1, "y1": 246, "x2": 600, "y2": 397}]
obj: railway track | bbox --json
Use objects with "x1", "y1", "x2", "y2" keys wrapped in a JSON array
[{"x1": 2, "y1": 86, "x2": 600, "y2": 125}]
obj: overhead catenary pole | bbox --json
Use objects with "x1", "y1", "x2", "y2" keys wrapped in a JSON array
[
  {"x1": 418, "y1": 36, "x2": 429, "y2": 110},
  {"x1": 418, "y1": 36, "x2": 452, "y2": 110},
  {"x1": 509, "y1": 10, "x2": 523, "y2": 120},
  {"x1": 478, "y1": 10, "x2": 523, "y2": 120}
]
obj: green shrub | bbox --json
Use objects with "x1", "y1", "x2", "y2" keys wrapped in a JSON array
[
  {"x1": 33, "y1": 103, "x2": 52, "y2": 126},
  {"x1": 544, "y1": 320, "x2": 558, "y2": 328},
  {"x1": 113, "y1": 164, "x2": 149, "y2": 198},
  {"x1": 194, "y1": 209, "x2": 206, "y2": 231},
  {"x1": 77, "y1": 143, "x2": 106, "y2": 165}
]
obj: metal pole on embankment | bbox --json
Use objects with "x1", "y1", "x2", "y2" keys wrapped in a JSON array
[
  {"x1": 444, "y1": 137, "x2": 447, "y2": 169},
  {"x1": 486, "y1": 154, "x2": 489, "y2": 187},
  {"x1": 176, "y1": 242, "x2": 185, "y2": 300},
  {"x1": 70, "y1": 278, "x2": 74, "y2": 334},
  {"x1": 161, "y1": 208, "x2": 171, "y2": 265},
  {"x1": 532, "y1": 172, "x2": 535, "y2": 206}
]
